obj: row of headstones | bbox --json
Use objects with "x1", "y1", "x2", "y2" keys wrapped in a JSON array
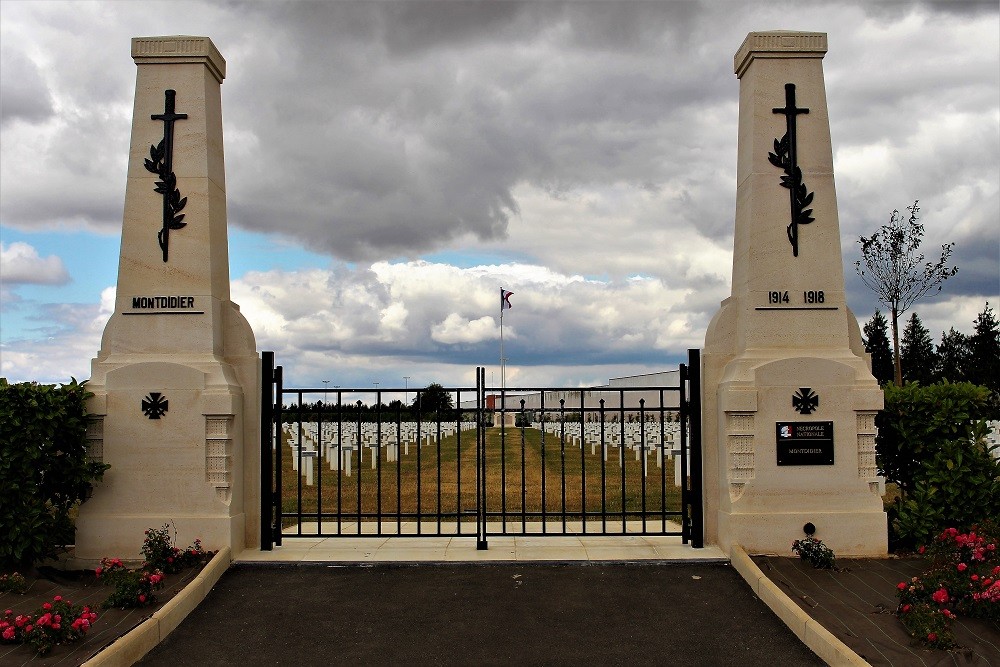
[
  {"x1": 282, "y1": 421, "x2": 479, "y2": 484},
  {"x1": 533, "y1": 420, "x2": 686, "y2": 484}
]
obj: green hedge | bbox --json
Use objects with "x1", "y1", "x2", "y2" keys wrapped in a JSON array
[
  {"x1": 877, "y1": 381, "x2": 1000, "y2": 546},
  {"x1": 0, "y1": 378, "x2": 109, "y2": 570}
]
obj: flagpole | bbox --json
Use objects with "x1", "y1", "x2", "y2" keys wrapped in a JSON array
[{"x1": 499, "y1": 288, "x2": 505, "y2": 411}]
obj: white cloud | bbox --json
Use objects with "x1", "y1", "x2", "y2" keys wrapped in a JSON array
[
  {"x1": 0, "y1": 1, "x2": 996, "y2": 388},
  {"x1": 431, "y1": 314, "x2": 498, "y2": 345},
  {"x1": 0, "y1": 242, "x2": 70, "y2": 285}
]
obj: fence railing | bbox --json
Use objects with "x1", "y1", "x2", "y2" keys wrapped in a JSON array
[{"x1": 261, "y1": 350, "x2": 703, "y2": 550}]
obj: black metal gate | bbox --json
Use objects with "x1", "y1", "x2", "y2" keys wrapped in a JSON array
[{"x1": 260, "y1": 350, "x2": 702, "y2": 550}]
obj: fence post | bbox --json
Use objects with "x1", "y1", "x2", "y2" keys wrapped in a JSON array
[
  {"x1": 260, "y1": 351, "x2": 274, "y2": 550},
  {"x1": 477, "y1": 367, "x2": 488, "y2": 550},
  {"x1": 688, "y1": 349, "x2": 704, "y2": 548}
]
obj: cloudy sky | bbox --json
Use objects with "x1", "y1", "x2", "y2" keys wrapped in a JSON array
[{"x1": 1, "y1": 0, "x2": 997, "y2": 391}]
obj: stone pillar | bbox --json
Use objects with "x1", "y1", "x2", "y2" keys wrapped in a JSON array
[
  {"x1": 75, "y1": 36, "x2": 260, "y2": 561},
  {"x1": 702, "y1": 32, "x2": 887, "y2": 556}
]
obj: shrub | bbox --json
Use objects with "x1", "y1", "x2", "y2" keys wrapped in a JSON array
[
  {"x1": 96, "y1": 557, "x2": 165, "y2": 609},
  {"x1": 0, "y1": 572, "x2": 28, "y2": 594},
  {"x1": 141, "y1": 524, "x2": 210, "y2": 574},
  {"x1": 98, "y1": 526, "x2": 214, "y2": 609},
  {"x1": 0, "y1": 378, "x2": 109, "y2": 570},
  {"x1": 876, "y1": 381, "x2": 1000, "y2": 546}
]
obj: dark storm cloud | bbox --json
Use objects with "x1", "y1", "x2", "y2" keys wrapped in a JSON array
[{"x1": 216, "y1": 1, "x2": 739, "y2": 260}]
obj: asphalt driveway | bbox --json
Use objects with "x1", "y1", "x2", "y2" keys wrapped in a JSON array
[{"x1": 139, "y1": 561, "x2": 822, "y2": 666}]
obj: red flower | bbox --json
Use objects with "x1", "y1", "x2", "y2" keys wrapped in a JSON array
[
  {"x1": 957, "y1": 563, "x2": 968, "y2": 572},
  {"x1": 897, "y1": 582, "x2": 907, "y2": 590},
  {"x1": 918, "y1": 546, "x2": 926, "y2": 554},
  {"x1": 138, "y1": 594, "x2": 146, "y2": 603},
  {"x1": 901, "y1": 604, "x2": 911, "y2": 613},
  {"x1": 932, "y1": 588, "x2": 949, "y2": 604},
  {"x1": 928, "y1": 632, "x2": 938, "y2": 642}
]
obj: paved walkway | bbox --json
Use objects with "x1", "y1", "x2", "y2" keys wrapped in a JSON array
[
  {"x1": 236, "y1": 532, "x2": 728, "y2": 563},
  {"x1": 134, "y1": 535, "x2": 823, "y2": 666}
]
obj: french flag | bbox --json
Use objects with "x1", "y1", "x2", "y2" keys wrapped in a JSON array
[{"x1": 501, "y1": 288, "x2": 514, "y2": 311}]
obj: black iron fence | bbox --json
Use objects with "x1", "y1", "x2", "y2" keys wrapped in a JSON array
[{"x1": 261, "y1": 350, "x2": 702, "y2": 550}]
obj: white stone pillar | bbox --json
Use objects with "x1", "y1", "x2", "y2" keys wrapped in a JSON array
[
  {"x1": 702, "y1": 32, "x2": 886, "y2": 556},
  {"x1": 76, "y1": 36, "x2": 260, "y2": 561}
]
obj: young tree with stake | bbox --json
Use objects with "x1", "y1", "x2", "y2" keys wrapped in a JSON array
[{"x1": 854, "y1": 201, "x2": 958, "y2": 386}]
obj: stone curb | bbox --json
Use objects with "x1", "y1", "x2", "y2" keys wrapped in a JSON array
[
  {"x1": 729, "y1": 545, "x2": 870, "y2": 667},
  {"x1": 81, "y1": 546, "x2": 232, "y2": 667}
]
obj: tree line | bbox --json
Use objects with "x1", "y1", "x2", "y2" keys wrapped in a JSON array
[{"x1": 863, "y1": 303, "x2": 1000, "y2": 394}]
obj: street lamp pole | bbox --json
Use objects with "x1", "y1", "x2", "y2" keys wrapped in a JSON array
[
  {"x1": 322, "y1": 379, "x2": 330, "y2": 409},
  {"x1": 403, "y1": 375, "x2": 410, "y2": 406}
]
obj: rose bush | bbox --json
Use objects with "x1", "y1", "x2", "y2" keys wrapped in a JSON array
[{"x1": 896, "y1": 524, "x2": 999, "y2": 648}]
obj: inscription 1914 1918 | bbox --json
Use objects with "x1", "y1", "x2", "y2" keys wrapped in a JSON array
[{"x1": 776, "y1": 421, "x2": 834, "y2": 466}]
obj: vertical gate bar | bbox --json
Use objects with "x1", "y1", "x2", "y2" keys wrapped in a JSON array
[
  {"x1": 520, "y1": 399, "x2": 527, "y2": 533},
  {"x1": 295, "y1": 390, "x2": 303, "y2": 536},
  {"x1": 688, "y1": 349, "x2": 704, "y2": 548},
  {"x1": 376, "y1": 393, "x2": 382, "y2": 535},
  {"x1": 500, "y1": 385, "x2": 507, "y2": 532},
  {"x1": 436, "y1": 411, "x2": 442, "y2": 534},
  {"x1": 416, "y1": 397, "x2": 422, "y2": 535},
  {"x1": 659, "y1": 389, "x2": 667, "y2": 533},
  {"x1": 260, "y1": 352, "x2": 274, "y2": 550},
  {"x1": 640, "y1": 398, "x2": 647, "y2": 534},
  {"x1": 396, "y1": 402, "x2": 402, "y2": 535},
  {"x1": 317, "y1": 389, "x2": 324, "y2": 535},
  {"x1": 456, "y1": 389, "x2": 462, "y2": 535},
  {"x1": 540, "y1": 391, "x2": 546, "y2": 533},
  {"x1": 356, "y1": 402, "x2": 363, "y2": 535},
  {"x1": 477, "y1": 368, "x2": 488, "y2": 549},
  {"x1": 579, "y1": 390, "x2": 586, "y2": 534},
  {"x1": 274, "y1": 366, "x2": 283, "y2": 546},
  {"x1": 559, "y1": 399, "x2": 566, "y2": 533},
  {"x1": 336, "y1": 392, "x2": 343, "y2": 535},
  {"x1": 680, "y1": 363, "x2": 689, "y2": 544},
  {"x1": 619, "y1": 390, "x2": 625, "y2": 534},
  {"x1": 599, "y1": 399, "x2": 606, "y2": 534}
]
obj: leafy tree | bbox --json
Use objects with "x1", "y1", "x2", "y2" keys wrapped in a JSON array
[
  {"x1": 854, "y1": 201, "x2": 958, "y2": 385},
  {"x1": 862, "y1": 310, "x2": 894, "y2": 385},
  {"x1": 411, "y1": 383, "x2": 454, "y2": 417},
  {"x1": 967, "y1": 302, "x2": 1000, "y2": 394},
  {"x1": 935, "y1": 327, "x2": 970, "y2": 383},
  {"x1": 900, "y1": 313, "x2": 937, "y2": 385}
]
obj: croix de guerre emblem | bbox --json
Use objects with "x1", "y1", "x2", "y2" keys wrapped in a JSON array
[
  {"x1": 141, "y1": 392, "x2": 169, "y2": 419},
  {"x1": 792, "y1": 387, "x2": 819, "y2": 415}
]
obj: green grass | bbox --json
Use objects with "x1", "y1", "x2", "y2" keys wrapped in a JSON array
[{"x1": 278, "y1": 426, "x2": 684, "y2": 530}]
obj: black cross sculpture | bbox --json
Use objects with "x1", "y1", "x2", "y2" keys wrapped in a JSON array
[
  {"x1": 145, "y1": 90, "x2": 188, "y2": 262},
  {"x1": 768, "y1": 83, "x2": 815, "y2": 257}
]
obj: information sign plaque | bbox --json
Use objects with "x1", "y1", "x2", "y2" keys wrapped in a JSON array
[{"x1": 776, "y1": 421, "x2": 834, "y2": 466}]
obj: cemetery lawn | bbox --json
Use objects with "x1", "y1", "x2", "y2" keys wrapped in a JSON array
[{"x1": 279, "y1": 426, "x2": 683, "y2": 531}]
